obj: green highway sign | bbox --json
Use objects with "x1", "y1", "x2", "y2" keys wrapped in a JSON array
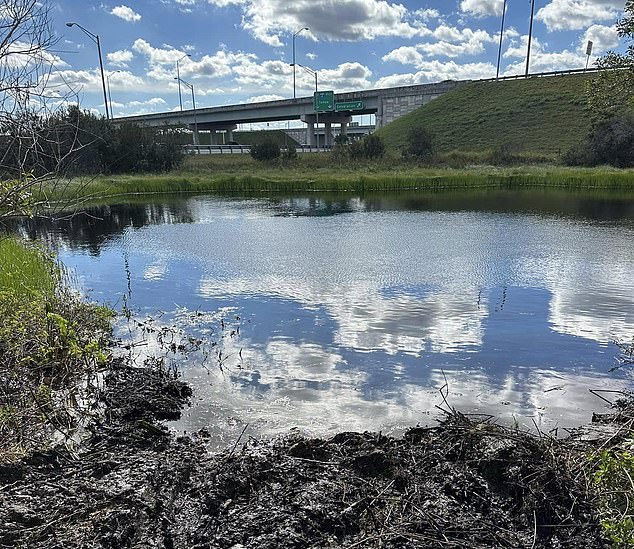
[
  {"x1": 335, "y1": 101, "x2": 364, "y2": 111},
  {"x1": 314, "y1": 90, "x2": 334, "y2": 112}
]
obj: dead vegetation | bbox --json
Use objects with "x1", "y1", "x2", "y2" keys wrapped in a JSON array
[{"x1": 1, "y1": 356, "x2": 629, "y2": 548}]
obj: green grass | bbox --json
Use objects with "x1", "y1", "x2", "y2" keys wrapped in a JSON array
[
  {"x1": 0, "y1": 238, "x2": 58, "y2": 299},
  {"x1": 0, "y1": 238, "x2": 113, "y2": 462},
  {"x1": 378, "y1": 74, "x2": 595, "y2": 155},
  {"x1": 52, "y1": 161, "x2": 634, "y2": 203}
]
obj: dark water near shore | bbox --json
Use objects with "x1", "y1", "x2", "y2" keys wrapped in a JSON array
[{"x1": 12, "y1": 189, "x2": 634, "y2": 445}]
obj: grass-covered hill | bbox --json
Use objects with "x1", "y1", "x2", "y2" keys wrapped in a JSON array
[{"x1": 378, "y1": 74, "x2": 594, "y2": 155}]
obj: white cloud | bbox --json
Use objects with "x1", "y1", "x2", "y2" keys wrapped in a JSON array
[
  {"x1": 171, "y1": 0, "x2": 424, "y2": 45},
  {"x1": 376, "y1": 60, "x2": 496, "y2": 87},
  {"x1": 460, "y1": 0, "x2": 504, "y2": 17},
  {"x1": 537, "y1": 0, "x2": 622, "y2": 31},
  {"x1": 247, "y1": 94, "x2": 285, "y2": 103},
  {"x1": 107, "y1": 49, "x2": 134, "y2": 67},
  {"x1": 581, "y1": 24, "x2": 619, "y2": 54},
  {"x1": 110, "y1": 5, "x2": 142, "y2": 22}
]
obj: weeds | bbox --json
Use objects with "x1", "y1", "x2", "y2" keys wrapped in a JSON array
[{"x1": 0, "y1": 238, "x2": 114, "y2": 462}]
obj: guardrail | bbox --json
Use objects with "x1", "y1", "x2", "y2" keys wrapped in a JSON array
[{"x1": 183, "y1": 144, "x2": 333, "y2": 155}]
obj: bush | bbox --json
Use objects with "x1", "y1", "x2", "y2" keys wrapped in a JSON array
[
  {"x1": 589, "y1": 114, "x2": 634, "y2": 168},
  {"x1": 403, "y1": 126, "x2": 433, "y2": 159},
  {"x1": 250, "y1": 140, "x2": 281, "y2": 161},
  {"x1": 363, "y1": 133, "x2": 385, "y2": 159},
  {"x1": 487, "y1": 142, "x2": 522, "y2": 166},
  {"x1": 562, "y1": 142, "x2": 597, "y2": 167},
  {"x1": 283, "y1": 142, "x2": 297, "y2": 161}
]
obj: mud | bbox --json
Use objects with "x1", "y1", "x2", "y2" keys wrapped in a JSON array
[{"x1": 0, "y1": 359, "x2": 620, "y2": 548}]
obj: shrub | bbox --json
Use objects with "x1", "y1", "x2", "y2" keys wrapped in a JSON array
[
  {"x1": 349, "y1": 139, "x2": 365, "y2": 160},
  {"x1": 403, "y1": 126, "x2": 433, "y2": 159},
  {"x1": 589, "y1": 114, "x2": 634, "y2": 168},
  {"x1": 283, "y1": 142, "x2": 297, "y2": 161},
  {"x1": 250, "y1": 140, "x2": 281, "y2": 161},
  {"x1": 488, "y1": 142, "x2": 522, "y2": 166},
  {"x1": 562, "y1": 142, "x2": 597, "y2": 167},
  {"x1": 363, "y1": 133, "x2": 385, "y2": 159}
]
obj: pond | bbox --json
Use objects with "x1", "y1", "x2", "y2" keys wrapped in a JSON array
[{"x1": 13, "y1": 188, "x2": 634, "y2": 446}]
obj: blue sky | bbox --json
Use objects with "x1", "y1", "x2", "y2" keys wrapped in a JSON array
[{"x1": 46, "y1": 0, "x2": 626, "y2": 117}]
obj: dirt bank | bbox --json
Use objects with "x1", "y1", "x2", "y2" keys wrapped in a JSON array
[{"x1": 0, "y1": 359, "x2": 620, "y2": 549}]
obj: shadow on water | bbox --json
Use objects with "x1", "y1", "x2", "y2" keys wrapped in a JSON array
[{"x1": 5, "y1": 187, "x2": 634, "y2": 255}]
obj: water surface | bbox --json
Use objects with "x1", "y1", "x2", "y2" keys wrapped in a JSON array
[{"x1": 13, "y1": 189, "x2": 634, "y2": 446}]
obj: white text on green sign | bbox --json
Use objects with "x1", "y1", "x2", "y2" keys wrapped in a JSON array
[
  {"x1": 335, "y1": 101, "x2": 364, "y2": 111},
  {"x1": 314, "y1": 91, "x2": 334, "y2": 112}
]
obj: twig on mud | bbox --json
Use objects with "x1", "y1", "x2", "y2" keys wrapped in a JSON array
[
  {"x1": 531, "y1": 508, "x2": 537, "y2": 549},
  {"x1": 228, "y1": 423, "x2": 249, "y2": 458}
]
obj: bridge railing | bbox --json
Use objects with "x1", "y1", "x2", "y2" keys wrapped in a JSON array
[{"x1": 183, "y1": 144, "x2": 333, "y2": 155}]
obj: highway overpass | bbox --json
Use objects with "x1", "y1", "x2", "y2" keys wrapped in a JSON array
[{"x1": 117, "y1": 80, "x2": 463, "y2": 146}]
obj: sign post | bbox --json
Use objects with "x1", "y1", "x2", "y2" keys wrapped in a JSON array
[{"x1": 585, "y1": 40, "x2": 593, "y2": 71}]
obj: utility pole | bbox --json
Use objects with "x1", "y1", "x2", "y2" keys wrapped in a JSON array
[
  {"x1": 525, "y1": 0, "x2": 536, "y2": 77},
  {"x1": 496, "y1": 0, "x2": 508, "y2": 79}
]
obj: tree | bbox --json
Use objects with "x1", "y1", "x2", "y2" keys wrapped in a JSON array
[
  {"x1": 0, "y1": 0, "x2": 84, "y2": 220},
  {"x1": 587, "y1": 1, "x2": 634, "y2": 120}
]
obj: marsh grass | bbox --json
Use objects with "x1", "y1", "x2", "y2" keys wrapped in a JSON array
[
  {"x1": 49, "y1": 159, "x2": 634, "y2": 203},
  {"x1": 0, "y1": 237, "x2": 113, "y2": 462},
  {"x1": 0, "y1": 237, "x2": 58, "y2": 298}
]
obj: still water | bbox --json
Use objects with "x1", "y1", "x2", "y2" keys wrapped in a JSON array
[{"x1": 14, "y1": 189, "x2": 634, "y2": 445}]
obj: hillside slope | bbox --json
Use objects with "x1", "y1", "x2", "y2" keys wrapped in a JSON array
[{"x1": 378, "y1": 74, "x2": 594, "y2": 155}]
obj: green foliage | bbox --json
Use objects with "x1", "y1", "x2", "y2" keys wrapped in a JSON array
[
  {"x1": 378, "y1": 75, "x2": 594, "y2": 155},
  {"x1": 363, "y1": 134, "x2": 385, "y2": 159},
  {"x1": 283, "y1": 143, "x2": 297, "y2": 161},
  {"x1": 587, "y1": 1, "x2": 634, "y2": 120},
  {"x1": 487, "y1": 142, "x2": 523, "y2": 166},
  {"x1": 0, "y1": 238, "x2": 113, "y2": 461},
  {"x1": 563, "y1": 114, "x2": 634, "y2": 168},
  {"x1": 592, "y1": 443, "x2": 634, "y2": 548},
  {"x1": 0, "y1": 106, "x2": 183, "y2": 181},
  {"x1": 250, "y1": 140, "x2": 281, "y2": 161},
  {"x1": 403, "y1": 126, "x2": 434, "y2": 159}
]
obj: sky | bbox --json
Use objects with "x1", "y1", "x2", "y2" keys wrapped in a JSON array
[{"x1": 43, "y1": 0, "x2": 627, "y2": 118}]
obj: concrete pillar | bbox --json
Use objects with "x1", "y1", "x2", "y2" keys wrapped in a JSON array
[
  {"x1": 307, "y1": 121, "x2": 315, "y2": 147},
  {"x1": 325, "y1": 122, "x2": 331, "y2": 147},
  {"x1": 226, "y1": 128, "x2": 234, "y2": 142},
  {"x1": 340, "y1": 121, "x2": 348, "y2": 137}
]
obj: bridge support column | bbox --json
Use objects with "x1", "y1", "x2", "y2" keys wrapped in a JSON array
[
  {"x1": 340, "y1": 121, "x2": 348, "y2": 138},
  {"x1": 226, "y1": 128, "x2": 234, "y2": 142},
  {"x1": 306, "y1": 120, "x2": 315, "y2": 147},
  {"x1": 325, "y1": 122, "x2": 332, "y2": 147}
]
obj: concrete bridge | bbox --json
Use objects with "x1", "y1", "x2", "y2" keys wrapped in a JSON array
[{"x1": 117, "y1": 80, "x2": 463, "y2": 146}]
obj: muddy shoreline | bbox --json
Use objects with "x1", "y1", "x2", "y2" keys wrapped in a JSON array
[{"x1": 0, "y1": 360, "x2": 626, "y2": 548}]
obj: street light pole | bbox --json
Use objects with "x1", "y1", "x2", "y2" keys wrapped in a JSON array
[
  {"x1": 106, "y1": 70, "x2": 120, "y2": 120},
  {"x1": 174, "y1": 77, "x2": 198, "y2": 145},
  {"x1": 496, "y1": 0, "x2": 508, "y2": 80},
  {"x1": 176, "y1": 54, "x2": 191, "y2": 111},
  {"x1": 66, "y1": 22, "x2": 109, "y2": 119},
  {"x1": 295, "y1": 63, "x2": 318, "y2": 148},
  {"x1": 525, "y1": 0, "x2": 536, "y2": 77},
  {"x1": 292, "y1": 27, "x2": 309, "y2": 99}
]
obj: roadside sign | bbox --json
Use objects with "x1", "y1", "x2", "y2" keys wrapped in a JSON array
[
  {"x1": 314, "y1": 90, "x2": 334, "y2": 112},
  {"x1": 335, "y1": 101, "x2": 364, "y2": 111},
  {"x1": 586, "y1": 40, "x2": 593, "y2": 56}
]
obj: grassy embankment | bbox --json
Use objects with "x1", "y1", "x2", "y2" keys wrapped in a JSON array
[
  {"x1": 378, "y1": 73, "x2": 595, "y2": 155},
  {"x1": 0, "y1": 237, "x2": 113, "y2": 462}
]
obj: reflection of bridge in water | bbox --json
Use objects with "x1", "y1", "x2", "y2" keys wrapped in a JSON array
[{"x1": 118, "y1": 81, "x2": 463, "y2": 147}]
